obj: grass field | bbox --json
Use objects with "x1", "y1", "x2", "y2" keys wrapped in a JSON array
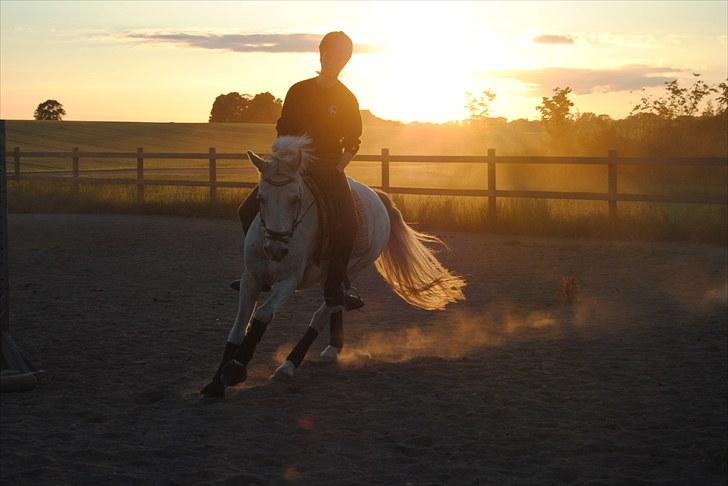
[{"x1": 5, "y1": 120, "x2": 727, "y2": 243}]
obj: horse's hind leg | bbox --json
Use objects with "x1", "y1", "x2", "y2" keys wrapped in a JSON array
[{"x1": 320, "y1": 311, "x2": 343, "y2": 362}]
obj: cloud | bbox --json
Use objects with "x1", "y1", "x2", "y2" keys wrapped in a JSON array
[
  {"x1": 117, "y1": 31, "x2": 380, "y2": 53},
  {"x1": 533, "y1": 34, "x2": 574, "y2": 45},
  {"x1": 487, "y1": 64, "x2": 683, "y2": 94}
]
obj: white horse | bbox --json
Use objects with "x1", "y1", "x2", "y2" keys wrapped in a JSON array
[{"x1": 201, "y1": 135, "x2": 466, "y2": 398}]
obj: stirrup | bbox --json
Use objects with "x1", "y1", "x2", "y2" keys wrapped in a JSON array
[{"x1": 344, "y1": 287, "x2": 364, "y2": 311}]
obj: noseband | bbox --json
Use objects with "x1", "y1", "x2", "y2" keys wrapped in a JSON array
[{"x1": 258, "y1": 175, "x2": 316, "y2": 243}]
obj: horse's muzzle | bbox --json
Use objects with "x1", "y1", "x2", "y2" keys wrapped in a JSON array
[{"x1": 264, "y1": 242, "x2": 289, "y2": 261}]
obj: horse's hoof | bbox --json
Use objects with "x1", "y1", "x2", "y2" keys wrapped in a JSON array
[
  {"x1": 319, "y1": 345, "x2": 340, "y2": 362},
  {"x1": 200, "y1": 381, "x2": 225, "y2": 398},
  {"x1": 221, "y1": 360, "x2": 247, "y2": 387},
  {"x1": 271, "y1": 360, "x2": 295, "y2": 382}
]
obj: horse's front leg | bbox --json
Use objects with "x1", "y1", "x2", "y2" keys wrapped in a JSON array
[
  {"x1": 273, "y1": 302, "x2": 342, "y2": 380},
  {"x1": 201, "y1": 273, "x2": 261, "y2": 398},
  {"x1": 218, "y1": 276, "x2": 299, "y2": 388}
]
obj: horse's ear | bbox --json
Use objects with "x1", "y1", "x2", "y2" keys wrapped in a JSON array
[{"x1": 246, "y1": 150, "x2": 268, "y2": 173}]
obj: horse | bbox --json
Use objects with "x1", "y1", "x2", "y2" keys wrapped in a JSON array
[{"x1": 201, "y1": 135, "x2": 466, "y2": 398}]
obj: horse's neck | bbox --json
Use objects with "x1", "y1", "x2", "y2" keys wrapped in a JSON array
[{"x1": 290, "y1": 177, "x2": 319, "y2": 261}]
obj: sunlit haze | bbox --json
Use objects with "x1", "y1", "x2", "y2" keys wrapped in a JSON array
[{"x1": 1, "y1": 1, "x2": 726, "y2": 123}]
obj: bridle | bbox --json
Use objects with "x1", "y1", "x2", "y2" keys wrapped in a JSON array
[{"x1": 258, "y1": 175, "x2": 316, "y2": 243}]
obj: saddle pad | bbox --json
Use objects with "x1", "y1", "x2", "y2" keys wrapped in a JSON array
[{"x1": 301, "y1": 173, "x2": 369, "y2": 263}]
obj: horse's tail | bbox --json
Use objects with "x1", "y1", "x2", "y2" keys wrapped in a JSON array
[{"x1": 373, "y1": 190, "x2": 466, "y2": 310}]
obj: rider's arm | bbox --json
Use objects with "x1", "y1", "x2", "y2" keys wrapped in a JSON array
[{"x1": 341, "y1": 94, "x2": 362, "y2": 156}]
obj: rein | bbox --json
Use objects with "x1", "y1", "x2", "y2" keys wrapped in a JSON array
[{"x1": 258, "y1": 175, "x2": 316, "y2": 243}]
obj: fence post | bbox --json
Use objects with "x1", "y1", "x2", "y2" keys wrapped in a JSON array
[
  {"x1": 208, "y1": 147, "x2": 217, "y2": 203},
  {"x1": 72, "y1": 147, "x2": 80, "y2": 196},
  {"x1": 136, "y1": 147, "x2": 144, "y2": 203},
  {"x1": 381, "y1": 148, "x2": 390, "y2": 192},
  {"x1": 487, "y1": 148, "x2": 497, "y2": 225},
  {"x1": 13, "y1": 147, "x2": 20, "y2": 181},
  {"x1": 608, "y1": 149, "x2": 617, "y2": 222}
]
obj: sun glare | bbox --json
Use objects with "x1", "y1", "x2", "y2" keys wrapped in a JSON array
[
  {"x1": 351, "y1": 4, "x2": 491, "y2": 123},
  {"x1": 348, "y1": 2, "x2": 532, "y2": 123}
]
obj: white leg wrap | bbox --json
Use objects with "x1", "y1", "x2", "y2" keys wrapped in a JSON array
[
  {"x1": 319, "y1": 345, "x2": 340, "y2": 362},
  {"x1": 272, "y1": 360, "x2": 296, "y2": 381}
]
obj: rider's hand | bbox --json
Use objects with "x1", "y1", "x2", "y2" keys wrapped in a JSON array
[{"x1": 336, "y1": 151, "x2": 354, "y2": 173}]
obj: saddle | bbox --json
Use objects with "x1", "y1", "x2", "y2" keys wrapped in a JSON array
[{"x1": 301, "y1": 171, "x2": 369, "y2": 265}]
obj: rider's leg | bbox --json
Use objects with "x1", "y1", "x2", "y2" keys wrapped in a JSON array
[{"x1": 323, "y1": 170, "x2": 358, "y2": 307}]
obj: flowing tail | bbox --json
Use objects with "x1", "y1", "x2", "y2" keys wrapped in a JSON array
[{"x1": 374, "y1": 190, "x2": 466, "y2": 310}]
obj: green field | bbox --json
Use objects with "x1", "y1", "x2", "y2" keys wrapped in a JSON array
[{"x1": 5, "y1": 120, "x2": 727, "y2": 243}]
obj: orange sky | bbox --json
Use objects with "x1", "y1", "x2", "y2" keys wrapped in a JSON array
[{"x1": 1, "y1": 1, "x2": 726, "y2": 123}]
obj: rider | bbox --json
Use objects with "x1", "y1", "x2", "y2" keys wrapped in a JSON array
[{"x1": 237, "y1": 31, "x2": 363, "y2": 310}]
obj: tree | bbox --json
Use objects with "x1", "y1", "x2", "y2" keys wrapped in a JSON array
[
  {"x1": 464, "y1": 89, "x2": 496, "y2": 124},
  {"x1": 209, "y1": 92, "x2": 249, "y2": 122},
  {"x1": 34, "y1": 100, "x2": 65, "y2": 120},
  {"x1": 242, "y1": 92, "x2": 282, "y2": 123},
  {"x1": 716, "y1": 79, "x2": 728, "y2": 114},
  {"x1": 536, "y1": 87, "x2": 575, "y2": 144},
  {"x1": 209, "y1": 91, "x2": 282, "y2": 123},
  {"x1": 536, "y1": 87, "x2": 574, "y2": 127},
  {"x1": 630, "y1": 74, "x2": 717, "y2": 119}
]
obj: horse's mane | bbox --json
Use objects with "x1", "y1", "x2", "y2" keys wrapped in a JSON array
[{"x1": 270, "y1": 135, "x2": 316, "y2": 176}]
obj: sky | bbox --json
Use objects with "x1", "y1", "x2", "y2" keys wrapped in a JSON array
[{"x1": 1, "y1": 0, "x2": 726, "y2": 123}]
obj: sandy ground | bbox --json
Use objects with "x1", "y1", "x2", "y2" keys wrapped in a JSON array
[{"x1": 1, "y1": 213, "x2": 726, "y2": 485}]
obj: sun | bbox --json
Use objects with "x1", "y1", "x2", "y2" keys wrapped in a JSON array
[{"x1": 349, "y1": 3, "x2": 510, "y2": 123}]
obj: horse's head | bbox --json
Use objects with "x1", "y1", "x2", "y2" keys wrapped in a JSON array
[{"x1": 246, "y1": 135, "x2": 315, "y2": 262}]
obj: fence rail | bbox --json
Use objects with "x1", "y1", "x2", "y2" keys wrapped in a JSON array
[{"x1": 6, "y1": 147, "x2": 727, "y2": 222}]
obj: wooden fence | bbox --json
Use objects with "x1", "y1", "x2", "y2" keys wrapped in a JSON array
[{"x1": 6, "y1": 147, "x2": 727, "y2": 222}]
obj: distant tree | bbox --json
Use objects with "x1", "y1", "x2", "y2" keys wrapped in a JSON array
[
  {"x1": 536, "y1": 87, "x2": 575, "y2": 145},
  {"x1": 241, "y1": 92, "x2": 282, "y2": 123},
  {"x1": 34, "y1": 99, "x2": 66, "y2": 120},
  {"x1": 536, "y1": 87, "x2": 574, "y2": 127},
  {"x1": 630, "y1": 74, "x2": 717, "y2": 119},
  {"x1": 209, "y1": 92, "x2": 249, "y2": 122},
  {"x1": 209, "y1": 91, "x2": 282, "y2": 123},
  {"x1": 716, "y1": 79, "x2": 728, "y2": 114},
  {"x1": 465, "y1": 89, "x2": 496, "y2": 123}
]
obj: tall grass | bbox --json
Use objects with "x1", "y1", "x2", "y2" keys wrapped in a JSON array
[
  {"x1": 5, "y1": 120, "x2": 726, "y2": 244},
  {"x1": 9, "y1": 180, "x2": 726, "y2": 244}
]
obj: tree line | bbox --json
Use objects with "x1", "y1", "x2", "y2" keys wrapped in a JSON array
[
  {"x1": 465, "y1": 74, "x2": 728, "y2": 156},
  {"x1": 29, "y1": 75, "x2": 728, "y2": 156}
]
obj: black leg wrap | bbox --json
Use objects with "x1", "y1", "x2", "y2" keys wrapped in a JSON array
[
  {"x1": 213, "y1": 342, "x2": 239, "y2": 383},
  {"x1": 235, "y1": 318, "x2": 268, "y2": 365},
  {"x1": 329, "y1": 311, "x2": 344, "y2": 349},
  {"x1": 201, "y1": 342, "x2": 239, "y2": 397},
  {"x1": 287, "y1": 327, "x2": 319, "y2": 368}
]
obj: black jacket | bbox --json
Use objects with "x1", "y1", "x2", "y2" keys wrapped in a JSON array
[{"x1": 276, "y1": 77, "x2": 362, "y2": 157}]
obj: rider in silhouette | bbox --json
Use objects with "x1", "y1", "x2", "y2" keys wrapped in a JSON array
[{"x1": 237, "y1": 31, "x2": 364, "y2": 310}]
